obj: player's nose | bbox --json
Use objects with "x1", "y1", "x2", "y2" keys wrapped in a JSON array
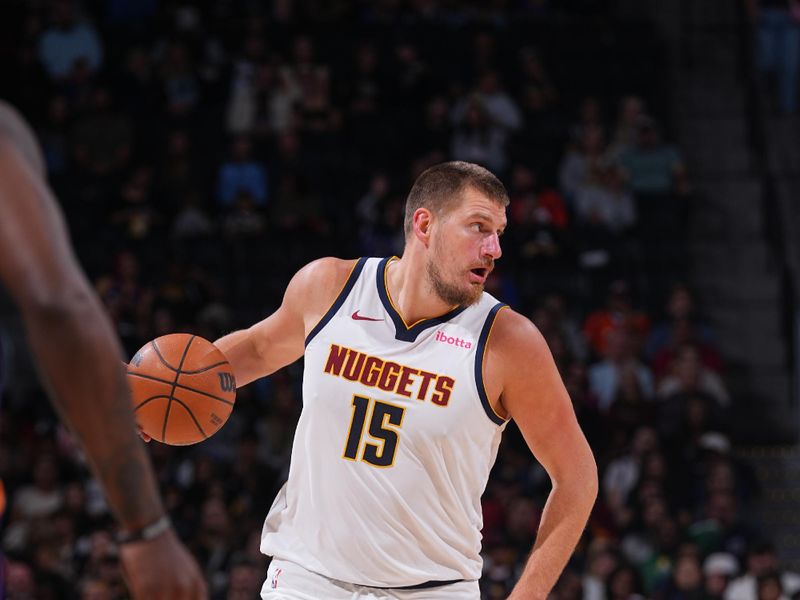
[{"x1": 482, "y1": 233, "x2": 502, "y2": 260}]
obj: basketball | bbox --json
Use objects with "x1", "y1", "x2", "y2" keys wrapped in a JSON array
[{"x1": 126, "y1": 334, "x2": 236, "y2": 445}]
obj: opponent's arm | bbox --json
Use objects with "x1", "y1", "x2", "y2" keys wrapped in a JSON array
[
  {"x1": 0, "y1": 130, "x2": 166, "y2": 533},
  {"x1": 214, "y1": 257, "x2": 356, "y2": 387},
  {"x1": 487, "y1": 310, "x2": 598, "y2": 600},
  {"x1": 0, "y1": 102, "x2": 205, "y2": 599}
]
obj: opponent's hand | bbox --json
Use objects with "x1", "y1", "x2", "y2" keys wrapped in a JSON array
[
  {"x1": 119, "y1": 528, "x2": 207, "y2": 599},
  {"x1": 137, "y1": 424, "x2": 152, "y2": 443},
  {"x1": 124, "y1": 360, "x2": 152, "y2": 443}
]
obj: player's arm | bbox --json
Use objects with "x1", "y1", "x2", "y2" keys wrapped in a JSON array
[
  {"x1": 0, "y1": 110, "x2": 166, "y2": 530},
  {"x1": 0, "y1": 103, "x2": 206, "y2": 599},
  {"x1": 487, "y1": 309, "x2": 598, "y2": 600},
  {"x1": 214, "y1": 257, "x2": 357, "y2": 387}
]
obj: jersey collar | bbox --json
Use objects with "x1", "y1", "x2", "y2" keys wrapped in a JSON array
[{"x1": 376, "y1": 256, "x2": 467, "y2": 343}]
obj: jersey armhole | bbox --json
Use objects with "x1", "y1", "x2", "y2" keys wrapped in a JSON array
[
  {"x1": 474, "y1": 302, "x2": 510, "y2": 426},
  {"x1": 304, "y1": 257, "x2": 368, "y2": 347}
]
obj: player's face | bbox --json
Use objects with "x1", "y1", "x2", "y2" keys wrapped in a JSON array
[{"x1": 426, "y1": 187, "x2": 506, "y2": 306}]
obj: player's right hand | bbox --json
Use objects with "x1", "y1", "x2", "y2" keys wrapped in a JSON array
[{"x1": 119, "y1": 528, "x2": 208, "y2": 599}]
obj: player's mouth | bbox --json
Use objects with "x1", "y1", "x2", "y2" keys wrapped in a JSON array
[{"x1": 468, "y1": 267, "x2": 490, "y2": 284}]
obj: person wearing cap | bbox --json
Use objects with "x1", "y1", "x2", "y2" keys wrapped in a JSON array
[
  {"x1": 725, "y1": 542, "x2": 800, "y2": 600},
  {"x1": 704, "y1": 552, "x2": 739, "y2": 600}
]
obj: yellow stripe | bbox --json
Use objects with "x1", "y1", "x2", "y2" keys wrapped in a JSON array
[
  {"x1": 483, "y1": 305, "x2": 510, "y2": 423},
  {"x1": 382, "y1": 256, "x2": 460, "y2": 330}
]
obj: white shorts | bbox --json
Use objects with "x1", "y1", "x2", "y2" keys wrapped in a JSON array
[{"x1": 261, "y1": 558, "x2": 480, "y2": 600}]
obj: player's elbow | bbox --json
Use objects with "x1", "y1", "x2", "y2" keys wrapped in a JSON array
[
  {"x1": 557, "y1": 447, "x2": 598, "y2": 508},
  {"x1": 23, "y1": 285, "x2": 100, "y2": 326},
  {"x1": 584, "y1": 456, "x2": 599, "y2": 503}
]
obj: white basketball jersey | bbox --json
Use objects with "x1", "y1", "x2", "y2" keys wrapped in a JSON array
[{"x1": 260, "y1": 256, "x2": 509, "y2": 588}]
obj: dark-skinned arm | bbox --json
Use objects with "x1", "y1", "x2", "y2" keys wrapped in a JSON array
[{"x1": 0, "y1": 101, "x2": 206, "y2": 599}]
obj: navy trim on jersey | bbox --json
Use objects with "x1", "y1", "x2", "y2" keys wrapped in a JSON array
[
  {"x1": 376, "y1": 256, "x2": 467, "y2": 343},
  {"x1": 474, "y1": 302, "x2": 508, "y2": 426},
  {"x1": 304, "y1": 257, "x2": 368, "y2": 347}
]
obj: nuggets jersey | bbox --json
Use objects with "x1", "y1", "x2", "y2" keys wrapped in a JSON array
[{"x1": 260, "y1": 256, "x2": 509, "y2": 587}]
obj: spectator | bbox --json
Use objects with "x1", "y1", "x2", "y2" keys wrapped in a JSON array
[
  {"x1": 574, "y1": 162, "x2": 637, "y2": 235},
  {"x1": 559, "y1": 124, "x2": 607, "y2": 201},
  {"x1": 221, "y1": 556, "x2": 264, "y2": 600},
  {"x1": 551, "y1": 568, "x2": 584, "y2": 600},
  {"x1": 757, "y1": 572, "x2": 789, "y2": 600},
  {"x1": 605, "y1": 563, "x2": 646, "y2": 600},
  {"x1": 602, "y1": 426, "x2": 659, "y2": 526},
  {"x1": 749, "y1": 0, "x2": 800, "y2": 114},
  {"x1": 5, "y1": 559, "x2": 38, "y2": 599},
  {"x1": 569, "y1": 95, "x2": 606, "y2": 144},
  {"x1": 609, "y1": 95, "x2": 647, "y2": 159},
  {"x1": 588, "y1": 327, "x2": 655, "y2": 413},
  {"x1": 507, "y1": 163, "x2": 570, "y2": 264},
  {"x1": 583, "y1": 540, "x2": 622, "y2": 600},
  {"x1": 222, "y1": 192, "x2": 267, "y2": 238},
  {"x1": 38, "y1": 0, "x2": 103, "y2": 81},
  {"x1": 159, "y1": 41, "x2": 200, "y2": 118},
  {"x1": 645, "y1": 283, "x2": 718, "y2": 370},
  {"x1": 225, "y1": 34, "x2": 267, "y2": 134},
  {"x1": 95, "y1": 251, "x2": 154, "y2": 354},
  {"x1": 114, "y1": 46, "x2": 160, "y2": 124},
  {"x1": 192, "y1": 497, "x2": 235, "y2": 596},
  {"x1": 531, "y1": 293, "x2": 588, "y2": 364},
  {"x1": 689, "y1": 489, "x2": 752, "y2": 560},
  {"x1": 509, "y1": 163, "x2": 569, "y2": 230},
  {"x1": 69, "y1": 88, "x2": 132, "y2": 177},
  {"x1": 79, "y1": 576, "x2": 114, "y2": 600},
  {"x1": 657, "y1": 344, "x2": 730, "y2": 407},
  {"x1": 217, "y1": 136, "x2": 268, "y2": 208},
  {"x1": 172, "y1": 191, "x2": 215, "y2": 240},
  {"x1": 726, "y1": 542, "x2": 800, "y2": 600},
  {"x1": 619, "y1": 115, "x2": 689, "y2": 196},
  {"x1": 703, "y1": 552, "x2": 740, "y2": 600},
  {"x1": 38, "y1": 95, "x2": 71, "y2": 177},
  {"x1": 419, "y1": 95, "x2": 452, "y2": 155},
  {"x1": 583, "y1": 280, "x2": 651, "y2": 357},
  {"x1": 661, "y1": 554, "x2": 705, "y2": 600},
  {"x1": 451, "y1": 95, "x2": 512, "y2": 175},
  {"x1": 110, "y1": 165, "x2": 164, "y2": 242},
  {"x1": 157, "y1": 130, "x2": 200, "y2": 204},
  {"x1": 457, "y1": 70, "x2": 523, "y2": 132},
  {"x1": 517, "y1": 47, "x2": 559, "y2": 109}
]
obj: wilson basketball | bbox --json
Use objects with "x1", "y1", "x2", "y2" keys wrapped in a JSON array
[{"x1": 126, "y1": 334, "x2": 236, "y2": 445}]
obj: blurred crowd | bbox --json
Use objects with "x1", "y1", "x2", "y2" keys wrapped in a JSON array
[{"x1": 0, "y1": 1, "x2": 794, "y2": 599}]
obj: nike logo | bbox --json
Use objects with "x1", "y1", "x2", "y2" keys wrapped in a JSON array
[{"x1": 352, "y1": 310, "x2": 384, "y2": 322}]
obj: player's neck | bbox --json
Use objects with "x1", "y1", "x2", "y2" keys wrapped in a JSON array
[{"x1": 386, "y1": 256, "x2": 458, "y2": 325}]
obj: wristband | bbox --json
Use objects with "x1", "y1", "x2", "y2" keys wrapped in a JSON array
[{"x1": 116, "y1": 515, "x2": 172, "y2": 545}]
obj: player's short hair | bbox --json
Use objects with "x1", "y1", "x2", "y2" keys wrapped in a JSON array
[{"x1": 403, "y1": 161, "x2": 509, "y2": 237}]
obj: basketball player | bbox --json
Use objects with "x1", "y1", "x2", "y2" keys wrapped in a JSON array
[
  {"x1": 214, "y1": 162, "x2": 598, "y2": 599},
  {"x1": 0, "y1": 101, "x2": 207, "y2": 599}
]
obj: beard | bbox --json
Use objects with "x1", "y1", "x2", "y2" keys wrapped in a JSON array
[{"x1": 426, "y1": 257, "x2": 484, "y2": 307}]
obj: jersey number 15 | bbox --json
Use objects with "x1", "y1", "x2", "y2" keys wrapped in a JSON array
[{"x1": 343, "y1": 395, "x2": 406, "y2": 467}]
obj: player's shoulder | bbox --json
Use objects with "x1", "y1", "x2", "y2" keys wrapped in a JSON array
[
  {"x1": 286, "y1": 257, "x2": 361, "y2": 312},
  {"x1": 488, "y1": 306, "x2": 549, "y2": 362},
  {"x1": 293, "y1": 257, "x2": 361, "y2": 290}
]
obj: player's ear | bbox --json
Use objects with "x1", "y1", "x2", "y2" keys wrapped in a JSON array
[{"x1": 412, "y1": 208, "x2": 433, "y2": 247}]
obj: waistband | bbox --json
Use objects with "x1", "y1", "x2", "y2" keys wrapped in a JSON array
[{"x1": 372, "y1": 579, "x2": 465, "y2": 590}]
